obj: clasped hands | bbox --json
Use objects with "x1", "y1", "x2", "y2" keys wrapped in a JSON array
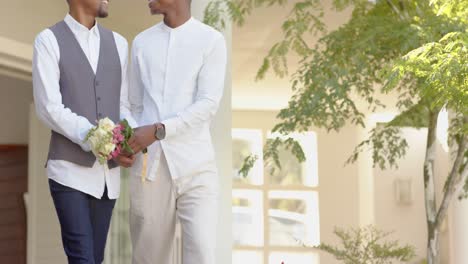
[{"x1": 113, "y1": 124, "x2": 159, "y2": 168}]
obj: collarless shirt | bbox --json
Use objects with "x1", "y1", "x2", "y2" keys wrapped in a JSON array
[
  {"x1": 129, "y1": 17, "x2": 227, "y2": 181},
  {"x1": 33, "y1": 14, "x2": 133, "y2": 199}
]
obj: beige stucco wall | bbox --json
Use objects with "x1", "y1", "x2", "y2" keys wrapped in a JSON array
[
  {"x1": 0, "y1": 0, "x2": 458, "y2": 263},
  {"x1": 0, "y1": 75, "x2": 32, "y2": 144},
  {"x1": 233, "y1": 110, "x2": 452, "y2": 264},
  {"x1": 233, "y1": 110, "x2": 360, "y2": 264},
  {"x1": 374, "y1": 128, "x2": 451, "y2": 263}
]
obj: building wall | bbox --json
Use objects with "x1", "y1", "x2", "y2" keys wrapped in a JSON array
[
  {"x1": 374, "y1": 127, "x2": 451, "y2": 263},
  {"x1": 0, "y1": 74, "x2": 33, "y2": 145},
  {"x1": 27, "y1": 105, "x2": 65, "y2": 264},
  {"x1": 233, "y1": 110, "x2": 361, "y2": 264},
  {"x1": 233, "y1": 110, "x2": 451, "y2": 264}
]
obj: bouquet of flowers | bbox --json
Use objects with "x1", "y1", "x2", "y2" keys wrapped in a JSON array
[{"x1": 84, "y1": 118, "x2": 134, "y2": 165}]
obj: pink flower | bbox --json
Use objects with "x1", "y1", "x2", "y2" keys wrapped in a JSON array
[
  {"x1": 110, "y1": 145, "x2": 121, "y2": 159},
  {"x1": 112, "y1": 129, "x2": 125, "y2": 144},
  {"x1": 114, "y1": 123, "x2": 125, "y2": 133}
]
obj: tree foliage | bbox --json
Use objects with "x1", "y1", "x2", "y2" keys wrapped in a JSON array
[
  {"x1": 205, "y1": 0, "x2": 468, "y2": 262},
  {"x1": 316, "y1": 226, "x2": 416, "y2": 264},
  {"x1": 205, "y1": 0, "x2": 467, "y2": 175}
]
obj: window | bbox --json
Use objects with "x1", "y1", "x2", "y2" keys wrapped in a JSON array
[{"x1": 232, "y1": 129, "x2": 320, "y2": 264}]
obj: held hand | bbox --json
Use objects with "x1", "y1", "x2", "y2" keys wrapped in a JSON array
[
  {"x1": 128, "y1": 124, "x2": 157, "y2": 154},
  {"x1": 114, "y1": 154, "x2": 136, "y2": 168}
]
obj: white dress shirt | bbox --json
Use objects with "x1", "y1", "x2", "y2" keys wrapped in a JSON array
[
  {"x1": 127, "y1": 17, "x2": 227, "y2": 181},
  {"x1": 33, "y1": 14, "x2": 133, "y2": 199}
]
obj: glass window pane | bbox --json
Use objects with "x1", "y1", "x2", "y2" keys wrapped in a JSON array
[
  {"x1": 266, "y1": 132, "x2": 318, "y2": 187},
  {"x1": 232, "y1": 129, "x2": 264, "y2": 185},
  {"x1": 232, "y1": 190, "x2": 264, "y2": 246},
  {"x1": 269, "y1": 252, "x2": 319, "y2": 264},
  {"x1": 268, "y1": 191, "x2": 320, "y2": 247},
  {"x1": 233, "y1": 250, "x2": 263, "y2": 264}
]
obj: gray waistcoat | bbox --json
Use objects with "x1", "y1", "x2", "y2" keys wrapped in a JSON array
[{"x1": 46, "y1": 21, "x2": 121, "y2": 169}]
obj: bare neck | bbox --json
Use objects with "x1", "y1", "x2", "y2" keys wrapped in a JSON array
[
  {"x1": 69, "y1": 6, "x2": 96, "y2": 29},
  {"x1": 163, "y1": 8, "x2": 191, "y2": 29}
]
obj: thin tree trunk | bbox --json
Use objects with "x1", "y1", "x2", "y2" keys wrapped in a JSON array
[
  {"x1": 424, "y1": 111, "x2": 439, "y2": 264},
  {"x1": 435, "y1": 134, "x2": 467, "y2": 230},
  {"x1": 425, "y1": 113, "x2": 468, "y2": 264}
]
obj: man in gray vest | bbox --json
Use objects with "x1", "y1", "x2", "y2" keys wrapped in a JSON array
[{"x1": 32, "y1": 0, "x2": 137, "y2": 263}]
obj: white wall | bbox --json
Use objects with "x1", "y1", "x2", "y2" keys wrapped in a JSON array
[
  {"x1": 234, "y1": 110, "x2": 455, "y2": 264},
  {"x1": 373, "y1": 128, "x2": 429, "y2": 262},
  {"x1": 373, "y1": 128, "x2": 451, "y2": 264},
  {"x1": 27, "y1": 104, "x2": 67, "y2": 264},
  {"x1": 0, "y1": 74, "x2": 33, "y2": 144},
  {"x1": 0, "y1": 1, "x2": 156, "y2": 44}
]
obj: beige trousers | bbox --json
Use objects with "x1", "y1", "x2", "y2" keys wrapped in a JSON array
[{"x1": 129, "y1": 154, "x2": 219, "y2": 264}]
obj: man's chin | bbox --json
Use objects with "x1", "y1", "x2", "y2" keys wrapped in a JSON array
[
  {"x1": 98, "y1": 12, "x2": 109, "y2": 18},
  {"x1": 97, "y1": 3, "x2": 109, "y2": 18},
  {"x1": 97, "y1": 8, "x2": 109, "y2": 18}
]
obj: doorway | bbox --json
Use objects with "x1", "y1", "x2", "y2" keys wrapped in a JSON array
[{"x1": 0, "y1": 145, "x2": 28, "y2": 264}]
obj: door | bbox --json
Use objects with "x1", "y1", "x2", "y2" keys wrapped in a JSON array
[{"x1": 0, "y1": 145, "x2": 28, "y2": 264}]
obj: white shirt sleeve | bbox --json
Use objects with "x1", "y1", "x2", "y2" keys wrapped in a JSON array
[
  {"x1": 114, "y1": 32, "x2": 139, "y2": 128},
  {"x1": 128, "y1": 39, "x2": 145, "y2": 126},
  {"x1": 162, "y1": 33, "x2": 227, "y2": 139},
  {"x1": 32, "y1": 30, "x2": 94, "y2": 152}
]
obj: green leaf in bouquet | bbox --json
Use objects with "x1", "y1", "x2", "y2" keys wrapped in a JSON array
[
  {"x1": 122, "y1": 141, "x2": 134, "y2": 155},
  {"x1": 84, "y1": 126, "x2": 97, "y2": 142},
  {"x1": 120, "y1": 119, "x2": 134, "y2": 140}
]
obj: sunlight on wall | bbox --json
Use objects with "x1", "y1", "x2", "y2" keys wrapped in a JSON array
[
  {"x1": 369, "y1": 109, "x2": 449, "y2": 152},
  {"x1": 368, "y1": 112, "x2": 398, "y2": 124},
  {"x1": 269, "y1": 252, "x2": 319, "y2": 264},
  {"x1": 436, "y1": 108, "x2": 449, "y2": 152}
]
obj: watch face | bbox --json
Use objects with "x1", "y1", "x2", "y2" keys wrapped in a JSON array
[{"x1": 156, "y1": 126, "x2": 166, "y2": 140}]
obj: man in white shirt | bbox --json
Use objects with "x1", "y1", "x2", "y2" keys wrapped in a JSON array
[
  {"x1": 125, "y1": 0, "x2": 227, "y2": 263},
  {"x1": 32, "y1": 0, "x2": 136, "y2": 263}
]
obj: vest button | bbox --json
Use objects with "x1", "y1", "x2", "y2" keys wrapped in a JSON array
[
  {"x1": 95, "y1": 81, "x2": 100, "y2": 86},
  {"x1": 97, "y1": 97, "x2": 101, "y2": 101},
  {"x1": 98, "y1": 113, "x2": 103, "y2": 118}
]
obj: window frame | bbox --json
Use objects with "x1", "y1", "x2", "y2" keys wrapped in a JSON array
[{"x1": 232, "y1": 128, "x2": 321, "y2": 264}]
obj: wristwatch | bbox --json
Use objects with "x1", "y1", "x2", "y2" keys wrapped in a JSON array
[{"x1": 154, "y1": 123, "x2": 166, "y2": 140}]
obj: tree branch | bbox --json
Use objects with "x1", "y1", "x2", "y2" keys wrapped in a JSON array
[
  {"x1": 386, "y1": 0, "x2": 405, "y2": 20},
  {"x1": 435, "y1": 129, "x2": 467, "y2": 230},
  {"x1": 424, "y1": 111, "x2": 439, "y2": 224}
]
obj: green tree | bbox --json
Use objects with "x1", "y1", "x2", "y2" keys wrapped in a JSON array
[{"x1": 204, "y1": 0, "x2": 468, "y2": 263}]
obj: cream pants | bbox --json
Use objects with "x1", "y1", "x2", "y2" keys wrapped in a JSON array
[{"x1": 129, "y1": 154, "x2": 219, "y2": 264}]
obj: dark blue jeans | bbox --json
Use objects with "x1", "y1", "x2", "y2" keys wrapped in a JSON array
[{"x1": 49, "y1": 179, "x2": 116, "y2": 264}]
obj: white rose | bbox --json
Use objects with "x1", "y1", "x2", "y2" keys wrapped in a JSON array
[
  {"x1": 88, "y1": 135, "x2": 100, "y2": 149},
  {"x1": 99, "y1": 117, "x2": 115, "y2": 132},
  {"x1": 94, "y1": 127, "x2": 108, "y2": 139},
  {"x1": 102, "y1": 143, "x2": 116, "y2": 155}
]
